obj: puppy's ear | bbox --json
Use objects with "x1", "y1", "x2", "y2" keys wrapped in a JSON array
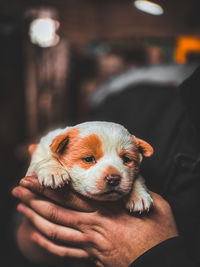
[
  {"x1": 132, "y1": 135, "x2": 154, "y2": 157},
  {"x1": 50, "y1": 133, "x2": 69, "y2": 154},
  {"x1": 50, "y1": 128, "x2": 79, "y2": 155}
]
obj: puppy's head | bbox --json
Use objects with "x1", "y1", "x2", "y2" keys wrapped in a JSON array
[{"x1": 50, "y1": 122, "x2": 153, "y2": 201}]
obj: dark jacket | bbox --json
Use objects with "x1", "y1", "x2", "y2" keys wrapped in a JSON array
[{"x1": 88, "y1": 64, "x2": 200, "y2": 267}]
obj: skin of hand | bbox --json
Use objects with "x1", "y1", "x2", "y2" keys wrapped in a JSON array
[{"x1": 12, "y1": 176, "x2": 178, "y2": 267}]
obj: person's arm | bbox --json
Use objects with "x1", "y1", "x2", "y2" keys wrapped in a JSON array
[
  {"x1": 12, "y1": 176, "x2": 182, "y2": 267},
  {"x1": 131, "y1": 236, "x2": 198, "y2": 267}
]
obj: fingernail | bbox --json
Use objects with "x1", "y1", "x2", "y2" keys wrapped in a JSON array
[
  {"x1": 17, "y1": 204, "x2": 26, "y2": 214},
  {"x1": 12, "y1": 188, "x2": 21, "y2": 198},
  {"x1": 31, "y1": 233, "x2": 38, "y2": 242},
  {"x1": 20, "y1": 179, "x2": 33, "y2": 187}
]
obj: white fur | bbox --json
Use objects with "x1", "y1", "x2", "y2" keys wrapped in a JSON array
[
  {"x1": 125, "y1": 176, "x2": 153, "y2": 213},
  {"x1": 26, "y1": 127, "x2": 71, "y2": 188},
  {"x1": 70, "y1": 153, "x2": 134, "y2": 201},
  {"x1": 26, "y1": 121, "x2": 153, "y2": 213}
]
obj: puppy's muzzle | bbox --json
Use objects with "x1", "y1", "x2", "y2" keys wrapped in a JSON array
[{"x1": 105, "y1": 174, "x2": 121, "y2": 187}]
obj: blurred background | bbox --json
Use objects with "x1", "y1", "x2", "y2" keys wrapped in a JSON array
[{"x1": 1, "y1": 0, "x2": 200, "y2": 265}]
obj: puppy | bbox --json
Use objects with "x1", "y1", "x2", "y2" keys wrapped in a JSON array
[{"x1": 26, "y1": 121, "x2": 154, "y2": 213}]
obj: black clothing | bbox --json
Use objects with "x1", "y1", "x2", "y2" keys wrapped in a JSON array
[
  {"x1": 132, "y1": 237, "x2": 198, "y2": 267},
  {"x1": 88, "y1": 64, "x2": 200, "y2": 267},
  {"x1": 180, "y1": 65, "x2": 200, "y2": 138}
]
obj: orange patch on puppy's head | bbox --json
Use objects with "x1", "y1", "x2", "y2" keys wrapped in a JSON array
[
  {"x1": 79, "y1": 134, "x2": 104, "y2": 165},
  {"x1": 50, "y1": 128, "x2": 104, "y2": 170}
]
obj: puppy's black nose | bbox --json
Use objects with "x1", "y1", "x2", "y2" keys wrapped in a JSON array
[{"x1": 105, "y1": 174, "x2": 121, "y2": 186}]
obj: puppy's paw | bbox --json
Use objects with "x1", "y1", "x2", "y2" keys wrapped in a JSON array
[
  {"x1": 38, "y1": 166, "x2": 70, "y2": 189},
  {"x1": 126, "y1": 191, "x2": 153, "y2": 214}
]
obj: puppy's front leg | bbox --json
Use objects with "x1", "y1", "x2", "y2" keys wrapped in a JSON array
[
  {"x1": 26, "y1": 158, "x2": 70, "y2": 189},
  {"x1": 125, "y1": 176, "x2": 153, "y2": 214}
]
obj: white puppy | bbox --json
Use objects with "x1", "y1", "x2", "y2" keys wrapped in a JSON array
[{"x1": 26, "y1": 121, "x2": 154, "y2": 213}]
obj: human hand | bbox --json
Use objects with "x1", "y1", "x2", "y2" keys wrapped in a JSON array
[
  {"x1": 12, "y1": 176, "x2": 99, "y2": 266},
  {"x1": 12, "y1": 176, "x2": 178, "y2": 267},
  {"x1": 15, "y1": 175, "x2": 99, "y2": 212}
]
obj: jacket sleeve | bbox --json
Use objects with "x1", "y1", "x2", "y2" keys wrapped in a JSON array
[{"x1": 130, "y1": 237, "x2": 199, "y2": 267}]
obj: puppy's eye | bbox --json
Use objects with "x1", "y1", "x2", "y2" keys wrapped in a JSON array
[
  {"x1": 122, "y1": 155, "x2": 132, "y2": 164},
  {"x1": 82, "y1": 156, "x2": 96, "y2": 163}
]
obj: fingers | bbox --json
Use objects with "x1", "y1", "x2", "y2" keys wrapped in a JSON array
[
  {"x1": 148, "y1": 192, "x2": 178, "y2": 235},
  {"x1": 149, "y1": 191, "x2": 172, "y2": 214},
  {"x1": 19, "y1": 176, "x2": 67, "y2": 206},
  {"x1": 32, "y1": 232, "x2": 89, "y2": 259},
  {"x1": 19, "y1": 176, "x2": 43, "y2": 191},
  {"x1": 19, "y1": 176, "x2": 98, "y2": 212},
  {"x1": 12, "y1": 185, "x2": 39, "y2": 203},
  {"x1": 17, "y1": 203, "x2": 87, "y2": 245},
  {"x1": 12, "y1": 186, "x2": 94, "y2": 229}
]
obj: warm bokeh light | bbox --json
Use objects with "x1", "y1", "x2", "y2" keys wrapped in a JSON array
[
  {"x1": 175, "y1": 36, "x2": 200, "y2": 63},
  {"x1": 29, "y1": 18, "x2": 60, "y2": 48},
  {"x1": 134, "y1": 0, "x2": 164, "y2": 16}
]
